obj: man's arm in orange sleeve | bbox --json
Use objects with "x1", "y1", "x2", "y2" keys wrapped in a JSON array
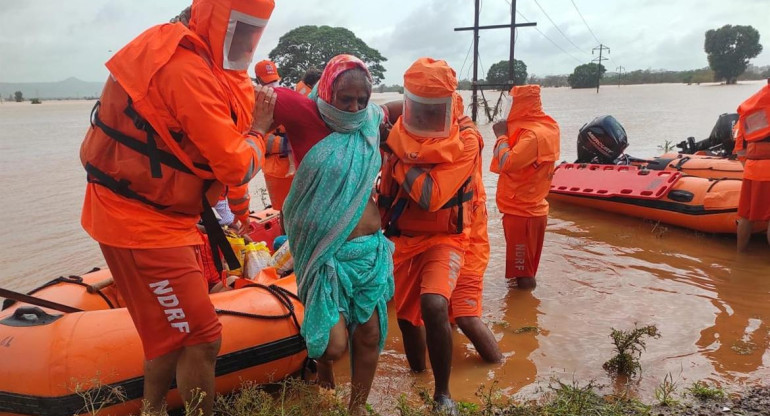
[
  {"x1": 392, "y1": 135, "x2": 479, "y2": 212},
  {"x1": 156, "y1": 55, "x2": 265, "y2": 187},
  {"x1": 264, "y1": 127, "x2": 289, "y2": 156},
  {"x1": 491, "y1": 131, "x2": 538, "y2": 173},
  {"x1": 227, "y1": 184, "x2": 251, "y2": 224}
]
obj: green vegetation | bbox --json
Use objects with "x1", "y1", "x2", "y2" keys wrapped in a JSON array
[
  {"x1": 603, "y1": 324, "x2": 661, "y2": 377},
  {"x1": 268, "y1": 25, "x2": 387, "y2": 86},
  {"x1": 568, "y1": 63, "x2": 606, "y2": 89},
  {"x1": 375, "y1": 84, "x2": 404, "y2": 94},
  {"x1": 654, "y1": 373, "x2": 680, "y2": 407},
  {"x1": 70, "y1": 375, "x2": 753, "y2": 416},
  {"x1": 705, "y1": 24, "x2": 763, "y2": 84},
  {"x1": 657, "y1": 140, "x2": 675, "y2": 153},
  {"x1": 13, "y1": 91, "x2": 23, "y2": 102},
  {"x1": 687, "y1": 381, "x2": 726, "y2": 401},
  {"x1": 484, "y1": 59, "x2": 528, "y2": 89},
  {"x1": 30, "y1": 98, "x2": 41, "y2": 104}
]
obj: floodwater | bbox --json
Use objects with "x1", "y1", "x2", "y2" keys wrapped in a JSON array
[{"x1": 1, "y1": 82, "x2": 769, "y2": 407}]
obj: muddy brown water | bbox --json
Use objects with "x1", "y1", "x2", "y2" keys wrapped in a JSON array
[{"x1": 1, "y1": 83, "x2": 769, "y2": 408}]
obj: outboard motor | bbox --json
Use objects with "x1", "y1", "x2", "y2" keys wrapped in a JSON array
[
  {"x1": 707, "y1": 112, "x2": 738, "y2": 155},
  {"x1": 675, "y1": 113, "x2": 738, "y2": 155},
  {"x1": 576, "y1": 115, "x2": 629, "y2": 164}
]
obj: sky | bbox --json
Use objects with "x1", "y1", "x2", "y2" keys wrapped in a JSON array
[{"x1": 1, "y1": 0, "x2": 769, "y2": 85}]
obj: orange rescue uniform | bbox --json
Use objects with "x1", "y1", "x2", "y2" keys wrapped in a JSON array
[
  {"x1": 382, "y1": 107, "x2": 481, "y2": 326},
  {"x1": 450, "y1": 114, "x2": 489, "y2": 319},
  {"x1": 80, "y1": 0, "x2": 270, "y2": 359},
  {"x1": 734, "y1": 82, "x2": 770, "y2": 221},
  {"x1": 490, "y1": 85, "x2": 560, "y2": 279},
  {"x1": 295, "y1": 80, "x2": 313, "y2": 96},
  {"x1": 262, "y1": 125, "x2": 295, "y2": 210}
]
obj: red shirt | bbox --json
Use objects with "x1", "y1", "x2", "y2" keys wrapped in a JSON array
[{"x1": 273, "y1": 88, "x2": 331, "y2": 164}]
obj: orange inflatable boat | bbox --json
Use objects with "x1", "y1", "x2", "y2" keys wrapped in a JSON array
[
  {"x1": 0, "y1": 268, "x2": 306, "y2": 416},
  {"x1": 549, "y1": 163, "x2": 764, "y2": 234},
  {"x1": 641, "y1": 152, "x2": 744, "y2": 180}
]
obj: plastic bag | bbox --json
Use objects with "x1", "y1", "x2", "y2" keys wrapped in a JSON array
[
  {"x1": 243, "y1": 242, "x2": 272, "y2": 280},
  {"x1": 224, "y1": 234, "x2": 246, "y2": 276},
  {"x1": 270, "y1": 241, "x2": 294, "y2": 276}
]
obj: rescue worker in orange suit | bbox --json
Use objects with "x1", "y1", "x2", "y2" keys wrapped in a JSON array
[
  {"x1": 255, "y1": 59, "x2": 294, "y2": 211},
  {"x1": 490, "y1": 85, "x2": 560, "y2": 290},
  {"x1": 295, "y1": 67, "x2": 322, "y2": 96},
  {"x1": 379, "y1": 58, "x2": 481, "y2": 415},
  {"x1": 735, "y1": 79, "x2": 770, "y2": 252},
  {"x1": 449, "y1": 101, "x2": 503, "y2": 364},
  {"x1": 79, "y1": 1, "x2": 274, "y2": 414}
]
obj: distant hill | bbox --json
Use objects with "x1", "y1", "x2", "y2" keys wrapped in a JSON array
[{"x1": 0, "y1": 77, "x2": 104, "y2": 100}]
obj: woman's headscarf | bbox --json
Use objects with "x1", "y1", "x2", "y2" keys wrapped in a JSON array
[
  {"x1": 311, "y1": 54, "x2": 375, "y2": 133},
  {"x1": 315, "y1": 54, "x2": 372, "y2": 103}
]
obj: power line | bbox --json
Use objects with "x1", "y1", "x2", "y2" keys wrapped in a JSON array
[
  {"x1": 513, "y1": 4, "x2": 585, "y2": 64},
  {"x1": 459, "y1": 38, "x2": 474, "y2": 79},
  {"x1": 531, "y1": 0, "x2": 590, "y2": 56},
  {"x1": 571, "y1": 0, "x2": 601, "y2": 44}
]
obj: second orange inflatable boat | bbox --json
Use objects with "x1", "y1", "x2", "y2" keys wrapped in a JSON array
[{"x1": 549, "y1": 163, "x2": 765, "y2": 234}]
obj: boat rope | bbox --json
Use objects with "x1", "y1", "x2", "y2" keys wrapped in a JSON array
[
  {"x1": 1, "y1": 268, "x2": 114, "y2": 311},
  {"x1": 215, "y1": 282, "x2": 302, "y2": 331}
]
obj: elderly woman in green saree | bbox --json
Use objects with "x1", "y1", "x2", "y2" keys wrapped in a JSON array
[{"x1": 280, "y1": 54, "x2": 394, "y2": 416}]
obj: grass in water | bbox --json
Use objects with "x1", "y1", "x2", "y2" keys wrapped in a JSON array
[
  {"x1": 654, "y1": 373, "x2": 680, "y2": 407},
  {"x1": 603, "y1": 324, "x2": 661, "y2": 378},
  {"x1": 687, "y1": 381, "x2": 726, "y2": 401}
]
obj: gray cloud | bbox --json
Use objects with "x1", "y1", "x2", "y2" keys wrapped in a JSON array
[{"x1": 1, "y1": 0, "x2": 768, "y2": 85}]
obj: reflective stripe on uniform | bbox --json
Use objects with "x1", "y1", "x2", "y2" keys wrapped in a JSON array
[
  {"x1": 403, "y1": 166, "x2": 427, "y2": 194},
  {"x1": 419, "y1": 176, "x2": 434, "y2": 210}
]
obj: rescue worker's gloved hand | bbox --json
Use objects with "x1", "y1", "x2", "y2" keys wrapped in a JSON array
[
  {"x1": 492, "y1": 120, "x2": 507, "y2": 138},
  {"x1": 251, "y1": 85, "x2": 276, "y2": 135}
]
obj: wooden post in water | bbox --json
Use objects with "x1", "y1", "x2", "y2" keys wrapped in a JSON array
[{"x1": 455, "y1": 1, "x2": 536, "y2": 122}]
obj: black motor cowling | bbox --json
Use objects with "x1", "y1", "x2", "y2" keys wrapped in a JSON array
[
  {"x1": 707, "y1": 112, "x2": 738, "y2": 154},
  {"x1": 675, "y1": 113, "x2": 738, "y2": 155},
  {"x1": 576, "y1": 115, "x2": 629, "y2": 164}
]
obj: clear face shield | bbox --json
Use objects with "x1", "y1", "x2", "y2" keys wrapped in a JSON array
[
  {"x1": 222, "y1": 10, "x2": 267, "y2": 71},
  {"x1": 402, "y1": 89, "x2": 453, "y2": 138}
]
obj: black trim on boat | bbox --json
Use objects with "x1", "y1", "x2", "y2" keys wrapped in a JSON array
[{"x1": 0, "y1": 334, "x2": 306, "y2": 416}]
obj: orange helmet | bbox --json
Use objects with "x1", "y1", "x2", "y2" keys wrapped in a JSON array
[
  {"x1": 402, "y1": 58, "x2": 458, "y2": 138},
  {"x1": 189, "y1": 0, "x2": 274, "y2": 71}
]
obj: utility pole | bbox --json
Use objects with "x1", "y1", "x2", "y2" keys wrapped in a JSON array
[
  {"x1": 455, "y1": 1, "x2": 536, "y2": 122},
  {"x1": 592, "y1": 44, "x2": 610, "y2": 93},
  {"x1": 508, "y1": 0, "x2": 517, "y2": 85},
  {"x1": 616, "y1": 66, "x2": 625, "y2": 87}
]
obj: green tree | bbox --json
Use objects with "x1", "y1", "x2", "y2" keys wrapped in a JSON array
[
  {"x1": 268, "y1": 25, "x2": 387, "y2": 86},
  {"x1": 484, "y1": 59, "x2": 527, "y2": 88},
  {"x1": 13, "y1": 91, "x2": 23, "y2": 102},
  {"x1": 704, "y1": 25, "x2": 763, "y2": 84},
  {"x1": 568, "y1": 63, "x2": 606, "y2": 88}
]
